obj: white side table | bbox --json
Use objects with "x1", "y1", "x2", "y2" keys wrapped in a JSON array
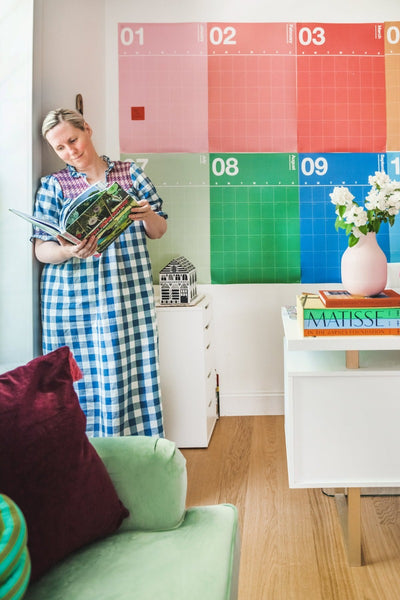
[{"x1": 282, "y1": 306, "x2": 400, "y2": 565}]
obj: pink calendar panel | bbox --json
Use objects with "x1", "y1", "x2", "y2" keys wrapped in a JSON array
[
  {"x1": 118, "y1": 23, "x2": 208, "y2": 153},
  {"x1": 297, "y1": 23, "x2": 386, "y2": 153},
  {"x1": 207, "y1": 22, "x2": 297, "y2": 152}
]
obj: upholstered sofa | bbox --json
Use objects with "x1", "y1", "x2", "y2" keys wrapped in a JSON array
[
  {"x1": 0, "y1": 347, "x2": 239, "y2": 600},
  {"x1": 23, "y1": 435, "x2": 240, "y2": 600}
]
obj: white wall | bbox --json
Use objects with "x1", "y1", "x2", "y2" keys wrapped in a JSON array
[
  {"x1": 0, "y1": 0, "x2": 34, "y2": 370},
  {"x1": 36, "y1": 0, "x2": 106, "y2": 177},
  {"x1": 1, "y1": 0, "x2": 399, "y2": 408}
]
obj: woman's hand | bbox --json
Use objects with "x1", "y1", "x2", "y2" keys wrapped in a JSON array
[
  {"x1": 34, "y1": 236, "x2": 99, "y2": 264},
  {"x1": 129, "y1": 200, "x2": 167, "y2": 239},
  {"x1": 57, "y1": 235, "x2": 99, "y2": 260}
]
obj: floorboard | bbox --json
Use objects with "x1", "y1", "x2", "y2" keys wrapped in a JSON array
[{"x1": 181, "y1": 416, "x2": 400, "y2": 600}]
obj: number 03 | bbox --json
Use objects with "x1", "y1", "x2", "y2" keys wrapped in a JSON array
[{"x1": 298, "y1": 26, "x2": 326, "y2": 46}]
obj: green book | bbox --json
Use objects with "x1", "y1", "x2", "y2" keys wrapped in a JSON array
[
  {"x1": 297, "y1": 293, "x2": 400, "y2": 334},
  {"x1": 10, "y1": 181, "x2": 139, "y2": 254}
]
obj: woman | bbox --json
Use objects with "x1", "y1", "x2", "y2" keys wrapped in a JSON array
[{"x1": 32, "y1": 108, "x2": 167, "y2": 437}]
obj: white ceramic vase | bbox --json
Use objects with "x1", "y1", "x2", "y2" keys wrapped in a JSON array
[{"x1": 341, "y1": 231, "x2": 387, "y2": 296}]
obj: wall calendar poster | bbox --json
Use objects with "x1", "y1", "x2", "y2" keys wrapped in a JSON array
[{"x1": 118, "y1": 21, "x2": 400, "y2": 284}]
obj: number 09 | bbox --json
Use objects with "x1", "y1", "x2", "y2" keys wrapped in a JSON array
[{"x1": 301, "y1": 157, "x2": 328, "y2": 176}]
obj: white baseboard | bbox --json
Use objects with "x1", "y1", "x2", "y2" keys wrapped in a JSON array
[{"x1": 219, "y1": 392, "x2": 284, "y2": 416}]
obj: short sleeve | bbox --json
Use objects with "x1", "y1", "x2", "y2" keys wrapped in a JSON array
[
  {"x1": 129, "y1": 162, "x2": 168, "y2": 220},
  {"x1": 32, "y1": 175, "x2": 64, "y2": 242}
]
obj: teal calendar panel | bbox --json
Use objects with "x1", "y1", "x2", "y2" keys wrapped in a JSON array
[
  {"x1": 121, "y1": 153, "x2": 211, "y2": 283},
  {"x1": 386, "y1": 151, "x2": 400, "y2": 261},
  {"x1": 210, "y1": 153, "x2": 300, "y2": 283},
  {"x1": 299, "y1": 152, "x2": 388, "y2": 283}
]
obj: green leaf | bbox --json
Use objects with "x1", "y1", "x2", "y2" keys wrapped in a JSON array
[
  {"x1": 358, "y1": 224, "x2": 368, "y2": 235},
  {"x1": 335, "y1": 219, "x2": 347, "y2": 231},
  {"x1": 348, "y1": 235, "x2": 359, "y2": 247}
]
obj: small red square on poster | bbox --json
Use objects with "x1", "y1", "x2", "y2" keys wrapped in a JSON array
[{"x1": 131, "y1": 107, "x2": 145, "y2": 120}]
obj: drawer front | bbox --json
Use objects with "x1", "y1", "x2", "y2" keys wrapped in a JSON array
[
  {"x1": 203, "y1": 317, "x2": 213, "y2": 351},
  {"x1": 202, "y1": 298, "x2": 213, "y2": 328}
]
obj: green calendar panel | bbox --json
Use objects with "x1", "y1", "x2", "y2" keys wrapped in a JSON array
[
  {"x1": 122, "y1": 153, "x2": 211, "y2": 283},
  {"x1": 210, "y1": 153, "x2": 300, "y2": 284}
]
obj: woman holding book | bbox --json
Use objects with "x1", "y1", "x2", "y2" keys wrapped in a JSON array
[{"x1": 32, "y1": 108, "x2": 167, "y2": 437}]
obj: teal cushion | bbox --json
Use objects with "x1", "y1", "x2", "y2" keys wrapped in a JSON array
[
  {"x1": 0, "y1": 495, "x2": 31, "y2": 600},
  {"x1": 25, "y1": 504, "x2": 239, "y2": 600}
]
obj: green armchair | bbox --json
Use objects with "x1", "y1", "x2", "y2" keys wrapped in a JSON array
[{"x1": 24, "y1": 436, "x2": 240, "y2": 600}]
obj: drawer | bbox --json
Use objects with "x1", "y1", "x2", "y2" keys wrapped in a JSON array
[
  {"x1": 204, "y1": 336, "x2": 215, "y2": 374},
  {"x1": 203, "y1": 317, "x2": 213, "y2": 349},
  {"x1": 206, "y1": 366, "x2": 216, "y2": 399},
  {"x1": 201, "y1": 298, "x2": 213, "y2": 328}
]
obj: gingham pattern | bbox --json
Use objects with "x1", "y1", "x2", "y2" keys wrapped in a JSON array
[{"x1": 32, "y1": 158, "x2": 166, "y2": 437}]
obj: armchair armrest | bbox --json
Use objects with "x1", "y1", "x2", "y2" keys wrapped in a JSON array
[{"x1": 90, "y1": 436, "x2": 187, "y2": 532}]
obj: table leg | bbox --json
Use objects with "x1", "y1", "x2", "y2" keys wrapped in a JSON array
[
  {"x1": 347, "y1": 487, "x2": 361, "y2": 566},
  {"x1": 346, "y1": 350, "x2": 359, "y2": 369},
  {"x1": 335, "y1": 487, "x2": 362, "y2": 566}
]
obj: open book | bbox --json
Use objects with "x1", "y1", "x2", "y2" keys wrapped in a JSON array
[{"x1": 10, "y1": 181, "x2": 140, "y2": 253}]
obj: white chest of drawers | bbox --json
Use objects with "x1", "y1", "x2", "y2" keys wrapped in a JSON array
[{"x1": 156, "y1": 295, "x2": 218, "y2": 447}]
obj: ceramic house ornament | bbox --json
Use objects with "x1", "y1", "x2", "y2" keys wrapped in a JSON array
[{"x1": 159, "y1": 256, "x2": 197, "y2": 304}]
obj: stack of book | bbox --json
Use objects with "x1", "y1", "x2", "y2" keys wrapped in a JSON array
[{"x1": 297, "y1": 289, "x2": 400, "y2": 337}]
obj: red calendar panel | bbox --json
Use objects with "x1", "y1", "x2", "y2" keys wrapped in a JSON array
[
  {"x1": 207, "y1": 23, "x2": 297, "y2": 152},
  {"x1": 297, "y1": 23, "x2": 386, "y2": 153},
  {"x1": 118, "y1": 23, "x2": 208, "y2": 153},
  {"x1": 385, "y1": 22, "x2": 400, "y2": 150}
]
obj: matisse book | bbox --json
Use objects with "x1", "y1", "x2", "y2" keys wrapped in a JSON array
[
  {"x1": 297, "y1": 293, "x2": 400, "y2": 337},
  {"x1": 10, "y1": 181, "x2": 139, "y2": 254}
]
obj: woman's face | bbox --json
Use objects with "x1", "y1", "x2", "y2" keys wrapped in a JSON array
[{"x1": 46, "y1": 120, "x2": 97, "y2": 172}]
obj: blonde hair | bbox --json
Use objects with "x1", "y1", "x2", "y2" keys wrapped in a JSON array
[{"x1": 42, "y1": 108, "x2": 85, "y2": 139}]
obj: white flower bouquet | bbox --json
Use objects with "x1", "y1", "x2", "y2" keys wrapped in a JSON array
[{"x1": 329, "y1": 171, "x2": 400, "y2": 247}]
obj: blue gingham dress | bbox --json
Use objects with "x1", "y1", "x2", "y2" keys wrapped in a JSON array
[{"x1": 32, "y1": 157, "x2": 166, "y2": 437}]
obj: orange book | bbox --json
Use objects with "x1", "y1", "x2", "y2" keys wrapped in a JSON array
[{"x1": 318, "y1": 289, "x2": 400, "y2": 308}]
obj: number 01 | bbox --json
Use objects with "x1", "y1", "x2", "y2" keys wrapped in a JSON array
[{"x1": 120, "y1": 27, "x2": 144, "y2": 46}]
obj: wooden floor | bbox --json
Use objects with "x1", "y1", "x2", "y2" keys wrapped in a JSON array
[{"x1": 181, "y1": 416, "x2": 400, "y2": 600}]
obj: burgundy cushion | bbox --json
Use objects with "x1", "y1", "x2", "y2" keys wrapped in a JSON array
[{"x1": 0, "y1": 346, "x2": 129, "y2": 582}]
